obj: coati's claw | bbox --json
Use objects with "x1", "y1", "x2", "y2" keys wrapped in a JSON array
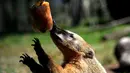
[
  {"x1": 32, "y1": 38, "x2": 40, "y2": 43},
  {"x1": 31, "y1": 38, "x2": 41, "y2": 48},
  {"x1": 19, "y1": 53, "x2": 34, "y2": 65}
]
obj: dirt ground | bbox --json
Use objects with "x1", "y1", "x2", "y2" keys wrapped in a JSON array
[{"x1": 105, "y1": 64, "x2": 119, "y2": 73}]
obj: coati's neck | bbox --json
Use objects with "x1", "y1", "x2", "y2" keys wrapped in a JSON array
[{"x1": 84, "y1": 57, "x2": 107, "y2": 73}]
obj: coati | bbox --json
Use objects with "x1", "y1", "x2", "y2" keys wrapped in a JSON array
[{"x1": 20, "y1": 22, "x2": 106, "y2": 73}]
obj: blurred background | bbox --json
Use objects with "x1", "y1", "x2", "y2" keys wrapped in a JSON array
[{"x1": 0, "y1": 0, "x2": 130, "y2": 73}]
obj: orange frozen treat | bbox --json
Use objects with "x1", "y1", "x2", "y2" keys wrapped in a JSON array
[{"x1": 30, "y1": 0, "x2": 53, "y2": 32}]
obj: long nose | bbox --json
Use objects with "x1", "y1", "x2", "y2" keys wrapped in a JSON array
[{"x1": 50, "y1": 22, "x2": 71, "y2": 43}]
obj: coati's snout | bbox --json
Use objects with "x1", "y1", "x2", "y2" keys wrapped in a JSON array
[{"x1": 50, "y1": 24, "x2": 94, "y2": 61}]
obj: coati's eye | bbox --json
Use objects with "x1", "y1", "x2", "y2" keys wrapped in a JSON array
[
  {"x1": 70, "y1": 34, "x2": 74, "y2": 38},
  {"x1": 84, "y1": 51, "x2": 94, "y2": 59}
]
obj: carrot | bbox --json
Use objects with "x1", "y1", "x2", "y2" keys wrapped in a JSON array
[{"x1": 30, "y1": 0, "x2": 53, "y2": 32}]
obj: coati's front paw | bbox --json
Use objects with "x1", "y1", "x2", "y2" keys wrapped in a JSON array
[
  {"x1": 31, "y1": 38, "x2": 42, "y2": 50},
  {"x1": 19, "y1": 53, "x2": 35, "y2": 66}
]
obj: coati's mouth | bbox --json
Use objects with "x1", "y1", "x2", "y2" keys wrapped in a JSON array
[
  {"x1": 50, "y1": 24, "x2": 75, "y2": 44},
  {"x1": 50, "y1": 24, "x2": 66, "y2": 43}
]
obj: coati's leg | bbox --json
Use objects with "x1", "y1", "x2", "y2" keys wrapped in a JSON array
[
  {"x1": 19, "y1": 53, "x2": 45, "y2": 73},
  {"x1": 31, "y1": 38, "x2": 61, "y2": 73},
  {"x1": 20, "y1": 38, "x2": 62, "y2": 73},
  {"x1": 31, "y1": 38, "x2": 51, "y2": 67},
  {"x1": 19, "y1": 38, "x2": 55, "y2": 73}
]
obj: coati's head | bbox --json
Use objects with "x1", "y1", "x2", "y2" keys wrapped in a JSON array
[{"x1": 50, "y1": 24, "x2": 95, "y2": 62}]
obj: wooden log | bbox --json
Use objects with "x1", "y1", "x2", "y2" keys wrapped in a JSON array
[{"x1": 102, "y1": 27, "x2": 130, "y2": 41}]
